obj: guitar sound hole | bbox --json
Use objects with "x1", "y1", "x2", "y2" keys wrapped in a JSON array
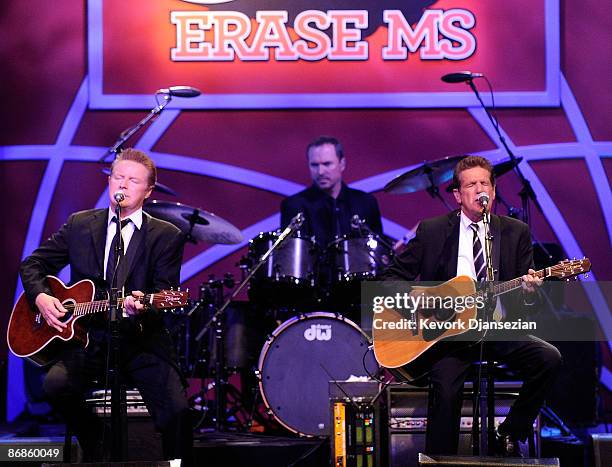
[
  {"x1": 60, "y1": 299, "x2": 75, "y2": 323},
  {"x1": 433, "y1": 308, "x2": 455, "y2": 322}
]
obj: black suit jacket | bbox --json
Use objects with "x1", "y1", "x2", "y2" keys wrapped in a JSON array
[
  {"x1": 19, "y1": 208, "x2": 185, "y2": 357},
  {"x1": 383, "y1": 210, "x2": 535, "y2": 319},
  {"x1": 280, "y1": 183, "x2": 383, "y2": 247}
]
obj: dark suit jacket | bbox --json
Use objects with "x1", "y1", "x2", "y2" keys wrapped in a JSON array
[
  {"x1": 19, "y1": 208, "x2": 185, "y2": 358},
  {"x1": 280, "y1": 183, "x2": 383, "y2": 247},
  {"x1": 383, "y1": 210, "x2": 535, "y2": 320}
]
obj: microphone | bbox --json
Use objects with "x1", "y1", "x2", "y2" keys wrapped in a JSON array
[
  {"x1": 290, "y1": 212, "x2": 305, "y2": 230},
  {"x1": 477, "y1": 192, "x2": 490, "y2": 209},
  {"x1": 113, "y1": 191, "x2": 125, "y2": 203},
  {"x1": 351, "y1": 214, "x2": 364, "y2": 229},
  {"x1": 441, "y1": 71, "x2": 484, "y2": 83},
  {"x1": 155, "y1": 86, "x2": 201, "y2": 98}
]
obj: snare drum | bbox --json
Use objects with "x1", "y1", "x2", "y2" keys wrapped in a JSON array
[{"x1": 257, "y1": 312, "x2": 379, "y2": 436}]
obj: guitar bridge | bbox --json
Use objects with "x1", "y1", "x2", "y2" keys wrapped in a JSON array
[{"x1": 34, "y1": 313, "x2": 43, "y2": 328}]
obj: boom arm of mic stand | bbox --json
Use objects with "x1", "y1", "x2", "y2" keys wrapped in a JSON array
[
  {"x1": 194, "y1": 213, "x2": 304, "y2": 341},
  {"x1": 99, "y1": 95, "x2": 172, "y2": 162},
  {"x1": 466, "y1": 79, "x2": 544, "y2": 225}
]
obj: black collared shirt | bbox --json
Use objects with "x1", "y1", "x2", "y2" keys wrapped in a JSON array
[{"x1": 280, "y1": 183, "x2": 383, "y2": 247}]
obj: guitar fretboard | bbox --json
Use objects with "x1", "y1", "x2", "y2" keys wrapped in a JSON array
[
  {"x1": 66, "y1": 295, "x2": 152, "y2": 317},
  {"x1": 491, "y1": 269, "x2": 546, "y2": 297}
]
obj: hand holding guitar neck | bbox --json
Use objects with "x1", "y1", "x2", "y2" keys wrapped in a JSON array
[{"x1": 124, "y1": 290, "x2": 145, "y2": 316}]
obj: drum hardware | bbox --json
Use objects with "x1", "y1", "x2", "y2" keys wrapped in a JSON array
[
  {"x1": 246, "y1": 227, "x2": 319, "y2": 309},
  {"x1": 187, "y1": 274, "x2": 235, "y2": 430},
  {"x1": 324, "y1": 218, "x2": 394, "y2": 314},
  {"x1": 143, "y1": 200, "x2": 243, "y2": 245},
  {"x1": 384, "y1": 154, "x2": 524, "y2": 214},
  {"x1": 191, "y1": 212, "x2": 304, "y2": 431},
  {"x1": 383, "y1": 155, "x2": 465, "y2": 209}
]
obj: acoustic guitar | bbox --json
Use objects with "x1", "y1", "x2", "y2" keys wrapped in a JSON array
[
  {"x1": 372, "y1": 258, "x2": 591, "y2": 373},
  {"x1": 7, "y1": 275, "x2": 189, "y2": 366}
]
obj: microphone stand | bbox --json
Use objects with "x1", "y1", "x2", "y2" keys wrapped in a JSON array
[
  {"x1": 472, "y1": 204, "x2": 496, "y2": 455},
  {"x1": 99, "y1": 93, "x2": 173, "y2": 163},
  {"x1": 193, "y1": 212, "x2": 304, "y2": 431},
  {"x1": 351, "y1": 219, "x2": 395, "y2": 270},
  {"x1": 465, "y1": 78, "x2": 544, "y2": 226},
  {"x1": 108, "y1": 202, "x2": 127, "y2": 461}
]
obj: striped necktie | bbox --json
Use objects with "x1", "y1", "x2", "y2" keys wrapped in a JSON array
[{"x1": 470, "y1": 223, "x2": 487, "y2": 282}]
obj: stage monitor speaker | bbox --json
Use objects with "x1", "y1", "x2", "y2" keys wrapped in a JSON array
[
  {"x1": 592, "y1": 434, "x2": 612, "y2": 467},
  {"x1": 388, "y1": 383, "x2": 540, "y2": 467},
  {"x1": 417, "y1": 453, "x2": 559, "y2": 466},
  {"x1": 44, "y1": 462, "x2": 173, "y2": 467},
  {"x1": 85, "y1": 389, "x2": 163, "y2": 462}
]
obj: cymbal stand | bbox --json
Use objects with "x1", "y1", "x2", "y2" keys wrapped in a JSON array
[
  {"x1": 424, "y1": 165, "x2": 456, "y2": 211},
  {"x1": 194, "y1": 212, "x2": 305, "y2": 430},
  {"x1": 183, "y1": 208, "x2": 209, "y2": 245}
]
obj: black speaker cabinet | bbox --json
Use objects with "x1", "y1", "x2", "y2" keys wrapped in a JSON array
[
  {"x1": 388, "y1": 382, "x2": 540, "y2": 467},
  {"x1": 44, "y1": 462, "x2": 172, "y2": 467},
  {"x1": 417, "y1": 453, "x2": 559, "y2": 466},
  {"x1": 592, "y1": 434, "x2": 612, "y2": 467},
  {"x1": 85, "y1": 389, "x2": 163, "y2": 462}
]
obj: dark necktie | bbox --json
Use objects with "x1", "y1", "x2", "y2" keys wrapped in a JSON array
[
  {"x1": 470, "y1": 223, "x2": 486, "y2": 282},
  {"x1": 106, "y1": 218, "x2": 131, "y2": 287}
]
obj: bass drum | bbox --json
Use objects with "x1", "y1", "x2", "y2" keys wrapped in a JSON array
[{"x1": 257, "y1": 312, "x2": 379, "y2": 436}]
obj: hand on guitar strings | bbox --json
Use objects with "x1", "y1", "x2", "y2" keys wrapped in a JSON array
[
  {"x1": 521, "y1": 268, "x2": 543, "y2": 295},
  {"x1": 35, "y1": 292, "x2": 67, "y2": 332},
  {"x1": 124, "y1": 290, "x2": 146, "y2": 316}
]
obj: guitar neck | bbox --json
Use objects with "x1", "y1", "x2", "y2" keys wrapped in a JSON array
[
  {"x1": 71, "y1": 294, "x2": 152, "y2": 317},
  {"x1": 492, "y1": 266, "x2": 554, "y2": 298}
]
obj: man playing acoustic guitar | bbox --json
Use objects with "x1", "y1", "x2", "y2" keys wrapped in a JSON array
[
  {"x1": 382, "y1": 156, "x2": 562, "y2": 457},
  {"x1": 18, "y1": 149, "x2": 193, "y2": 463}
]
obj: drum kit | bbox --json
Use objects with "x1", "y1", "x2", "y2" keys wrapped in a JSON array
[{"x1": 143, "y1": 153, "x2": 522, "y2": 435}]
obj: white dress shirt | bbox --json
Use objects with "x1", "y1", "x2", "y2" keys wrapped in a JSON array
[
  {"x1": 456, "y1": 211, "x2": 485, "y2": 279},
  {"x1": 103, "y1": 207, "x2": 143, "y2": 280}
]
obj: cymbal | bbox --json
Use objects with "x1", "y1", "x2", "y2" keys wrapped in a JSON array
[
  {"x1": 144, "y1": 200, "x2": 243, "y2": 245},
  {"x1": 445, "y1": 156, "x2": 523, "y2": 192},
  {"x1": 384, "y1": 155, "x2": 465, "y2": 194},
  {"x1": 101, "y1": 168, "x2": 176, "y2": 196}
]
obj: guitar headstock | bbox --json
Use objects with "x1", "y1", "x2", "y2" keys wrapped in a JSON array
[
  {"x1": 151, "y1": 290, "x2": 190, "y2": 310},
  {"x1": 548, "y1": 258, "x2": 591, "y2": 280}
]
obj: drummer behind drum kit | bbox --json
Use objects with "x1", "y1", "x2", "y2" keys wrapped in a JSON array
[
  {"x1": 246, "y1": 215, "x2": 393, "y2": 312},
  {"x1": 143, "y1": 154, "x2": 522, "y2": 436},
  {"x1": 144, "y1": 199, "x2": 390, "y2": 434}
]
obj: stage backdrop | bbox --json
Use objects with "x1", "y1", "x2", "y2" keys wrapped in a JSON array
[{"x1": 1, "y1": 0, "x2": 610, "y2": 421}]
